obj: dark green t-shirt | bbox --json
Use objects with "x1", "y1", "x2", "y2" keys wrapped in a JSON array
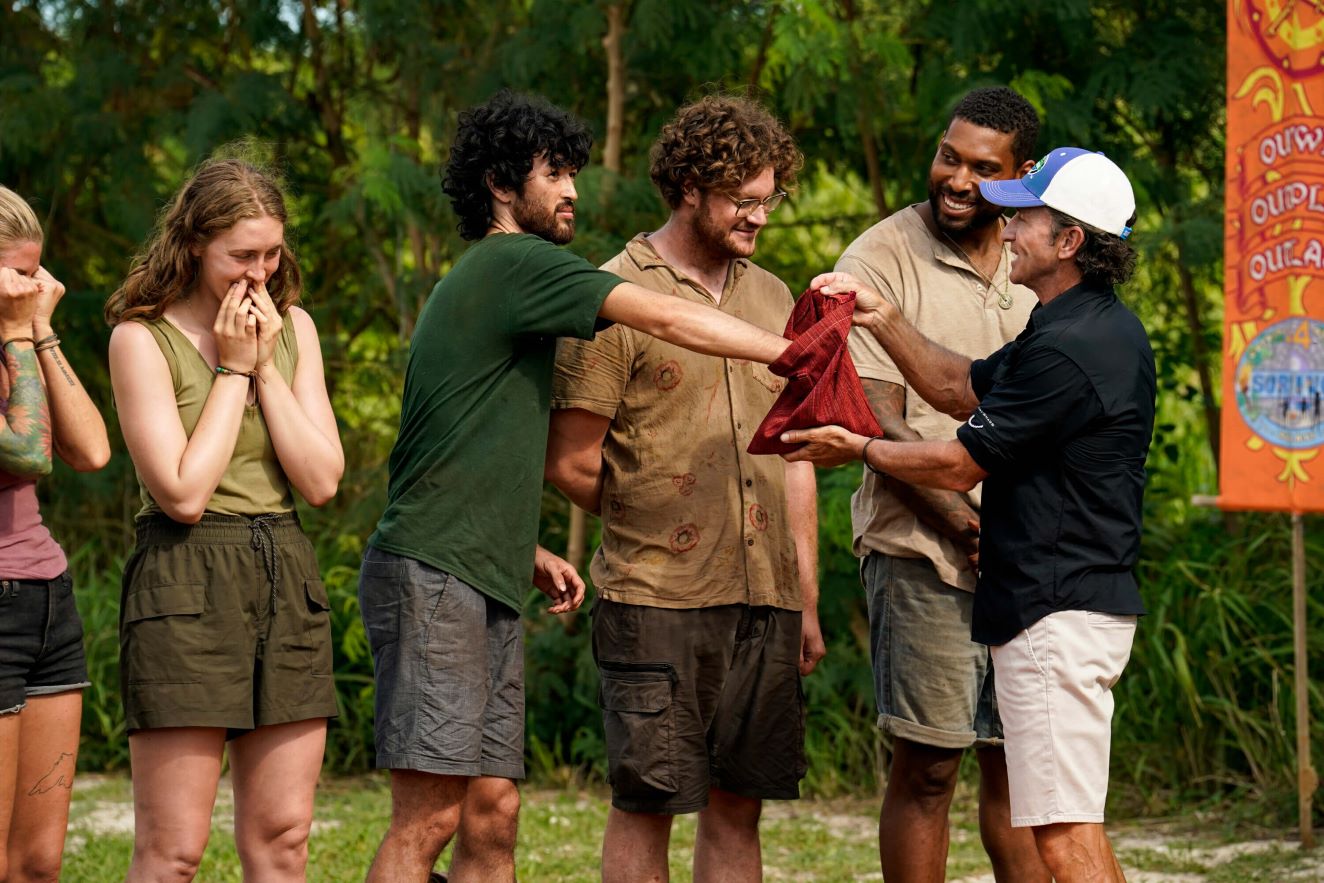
[{"x1": 369, "y1": 233, "x2": 620, "y2": 611}]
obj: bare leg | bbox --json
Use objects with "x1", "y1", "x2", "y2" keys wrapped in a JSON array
[
  {"x1": 694, "y1": 789, "x2": 761, "y2": 883},
  {"x1": 448, "y1": 776, "x2": 519, "y2": 883},
  {"x1": 878, "y1": 738, "x2": 961, "y2": 882},
  {"x1": 975, "y1": 747, "x2": 1050, "y2": 882},
  {"x1": 126, "y1": 727, "x2": 227, "y2": 883},
  {"x1": 0, "y1": 706, "x2": 19, "y2": 882},
  {"x1": 366, "y1": 770, "x2": 468, "y2": 883},
  {"x1": 1033, "y1": 821, "x2": 1127, "y2": 883},
  {"x1": 228, "y1": 718, "x2": 328, "y2": 882},
  {"x1": 601, "y1": 806, "x2": 672, "y2": 883},
  {"x1": 6, "y1": 692, "x2": 81, "y2": 883}
]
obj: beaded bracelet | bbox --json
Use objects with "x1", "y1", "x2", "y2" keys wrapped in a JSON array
[
  {"x1": 34, "y1": 334, "x2": 60, "y2": 352},
  {"x1": 215, "y1": 364, "x2": 258, "y2": 380},
  {"x1": 862, "y1": 435, "x2": 887, "y2": 477}
]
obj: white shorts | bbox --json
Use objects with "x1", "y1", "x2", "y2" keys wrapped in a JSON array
[{"x1": 989, "y1": 610, "x2": 1136, "y2": 827}]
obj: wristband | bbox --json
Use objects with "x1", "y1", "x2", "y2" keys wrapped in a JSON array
[
  {"x1": 215, "y1": 364, "x2": 257, "y2": 379},
  {"x1": 34, "y1": 334, "x2": 60, "y2": 352},
  {"x1": 862, "y1": 435, "x2": 887, "y2": 477},
  {"x1": 2, "y1": 336, "x2": 35, "y2": 349}
]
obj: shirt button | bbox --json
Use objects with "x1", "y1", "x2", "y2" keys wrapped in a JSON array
[
  {"x1": 736, "y1": 422, "x2": 742, "y2": 429},
  {"x1": 745, "y1": 479, "x2": 752, "y2": 487},
  {"x1": 975, "y1": 284, "x2": 985, "y2": 292},
  {"x1": 746, "y1": 538, "x2": 754, "y2": 546}
]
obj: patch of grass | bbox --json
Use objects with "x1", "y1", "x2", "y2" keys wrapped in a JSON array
[{"x1": 59, "y1": 773, "x2": 1321, "y2": 882}]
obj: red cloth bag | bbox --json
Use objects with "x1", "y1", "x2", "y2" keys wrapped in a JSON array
[{"x1": 748, "y1": 288, "x2": 883, "y2": 455}]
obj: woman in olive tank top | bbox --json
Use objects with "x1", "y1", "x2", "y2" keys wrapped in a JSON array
[
  {"x1": 0, "y1": 187, "x2": 111, "y2": 881},
  {"x1": 106, "y1": 156, "x2": 344, "y2": 882}
]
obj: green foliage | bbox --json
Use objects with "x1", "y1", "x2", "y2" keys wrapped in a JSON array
[{"x1": 6, "y1": 0, "x2": 1318, "y2": 826}]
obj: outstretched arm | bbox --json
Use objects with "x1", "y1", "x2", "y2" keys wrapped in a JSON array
[
  {"x1": 814, "y1": 272, "x2": 980, "y2": 419},
  {"x1": 598, "y1": 281, "x2": 789, "y2": 364},
  {"x1": 780, "y1": 425, "x2": 988, "y2": 493}
]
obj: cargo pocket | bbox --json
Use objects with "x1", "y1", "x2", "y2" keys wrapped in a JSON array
[
  {"x1": 304, "y1": 579, "x2": 333, "y2": 676},
  {"x1": 599, "y1": 661, "x2": 678, "y2": 795},
  {"x1": 121, "y1": 584, "x2": 207, "y2": 685}
]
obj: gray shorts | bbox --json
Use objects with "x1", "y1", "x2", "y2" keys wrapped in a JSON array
[
  {"x1": 358, "y1": 546, "x2": 525, "y2": 779},
  {"x1": 863, "y1": 552, "x2": 1001, "y2": 750}
]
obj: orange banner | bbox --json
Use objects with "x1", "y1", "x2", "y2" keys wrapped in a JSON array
[{"x1": 1221, "y1": 1, "x2": 1324, "y2": 512}]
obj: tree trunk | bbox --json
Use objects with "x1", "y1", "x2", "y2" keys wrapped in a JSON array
[
  {"x1": 839, "y1": 0, "x2": 888, "y2": 218},
  {"x1": 602, "y1": 3, "x2": 625, "y2": 178},
  {"x1": 565, "y1": 2, "x2": 628, "y2": 575}
]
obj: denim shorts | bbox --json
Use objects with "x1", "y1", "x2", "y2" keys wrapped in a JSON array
[
  {"x1": 863, "y1": 552, "x2": 1001, "y2": 749},
  {"x1": 592, "y1": 599, "x2": 806, "y2": 814},
  {"x1": 119, "y1": 513, "x2": 337, "y2": 734},
  {"x1": 358, "y1": 546, "x2": 525, "y2": 779},
  {"x1": 0, "y1": 572, "x2": 89, "y2": 714}
]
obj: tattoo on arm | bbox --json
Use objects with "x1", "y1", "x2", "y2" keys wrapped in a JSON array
[
  {"x1": 0, "y1": 346, "x2": 53, "y2": 475},
  {"x1": 860, "y1": 379, "x2": 979, "y2": 556},
  {"x1": 46, "y1": 347, "x2": 77, "y2": 388},
  {"x1": 27, "y1": 751, "x2": 75, "y2": 795}
]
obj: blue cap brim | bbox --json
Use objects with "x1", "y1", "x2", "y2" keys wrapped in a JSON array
[{"x1": 978, "y1": 179, "x2": 1044, "y2": 208}]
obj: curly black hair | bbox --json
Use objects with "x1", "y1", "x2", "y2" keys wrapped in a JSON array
[
  {"x1": 442, "y1": 90, "x2": 594, "y2": 241},
  {"x1": 1049, "y1": 208, "x2": 1138, "y2": 286},
  {"x1": 950, "y1": 87, "x2": 1041, "y2": 166}
]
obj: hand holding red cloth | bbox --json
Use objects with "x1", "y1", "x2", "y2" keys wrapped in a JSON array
[{"x1": 747, "y1": 288, "x2": 883, "y2": 455}]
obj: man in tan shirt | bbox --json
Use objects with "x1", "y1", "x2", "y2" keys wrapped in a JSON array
[
  {"x1": 546, "y1": 96, "x2": 820, "y2": 883},
  {"x1": 839, "y1": 87, "x2": 1051, "y2": 882}
]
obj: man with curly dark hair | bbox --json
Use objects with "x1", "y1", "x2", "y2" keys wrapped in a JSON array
[
  {"x1": 825, "y1": 85, "x2": 1052, "y2": 883},
  {"x1": 784, "y1": 149, "x2": 1153, "y2": 883},
  {"x1": 545, "y1": 95, "x2": 817, "y2": 883},
  {"x1": 358, "y1": 90, "x2": 840, "y2": 883}
]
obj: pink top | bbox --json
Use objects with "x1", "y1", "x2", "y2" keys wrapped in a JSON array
[{"x1": 0, "y1": 471, "x2": 67, "y2": 579}]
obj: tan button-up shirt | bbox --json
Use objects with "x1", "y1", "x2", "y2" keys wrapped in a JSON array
[
  {"x1": 551, "y1": 234, "x2": 801, "y2": 610},
  {"x1": 841, "y1": 206, "x2": 1035, "y2": 591}
]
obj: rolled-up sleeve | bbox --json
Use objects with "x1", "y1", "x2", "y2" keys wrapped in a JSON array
[{"x1": 957, "y1": 344, "x2": 1101, "y2": 474}]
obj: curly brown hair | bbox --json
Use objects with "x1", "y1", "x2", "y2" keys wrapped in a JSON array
[
  {"x1": 105, "y1": 154, "x2": 301, "y2": 326},
  {"x1": 649, "y1": 95, "x2": 803, "y2": 209}
]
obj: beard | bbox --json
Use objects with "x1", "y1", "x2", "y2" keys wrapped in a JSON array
[
  {"x1": 927, "y1": 179, "x2": 1005, "y2": 237},
  {"x1": 513, "y1": 192, "x2": 576, "y2": 245},
  {"x1": 694, "y1": 195, "x2": 759, "y2": 260}
]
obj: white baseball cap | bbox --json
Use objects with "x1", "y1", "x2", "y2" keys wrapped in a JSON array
[{"x1": 980, "y1": 147, "x2": 1135, "y2": 239}]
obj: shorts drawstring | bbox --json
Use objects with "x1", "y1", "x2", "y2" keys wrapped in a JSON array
[{"x1": 249, "y1": 514, "x2": 282, "y2": 608}]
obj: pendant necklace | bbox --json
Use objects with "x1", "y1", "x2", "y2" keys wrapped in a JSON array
[{"x1": 941, "y1": 227, "x2": 1014, "y2": 310}]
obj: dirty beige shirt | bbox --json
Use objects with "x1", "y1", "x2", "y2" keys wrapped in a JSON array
[
  {"x1": 841, "y1": 205, "x2": 1035, "y2": 591},
  {"x1": 551, "y1": 234, "x2": 801, "y2": 610}
]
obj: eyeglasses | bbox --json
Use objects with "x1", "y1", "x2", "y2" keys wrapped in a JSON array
[{"x1": 720, "y1": 190, "x2": 788, "y2": 218}]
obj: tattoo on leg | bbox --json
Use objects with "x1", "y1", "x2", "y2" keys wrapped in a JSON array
[{"x1": 28, "y1": 752, "x2": 75, "y2": 795}]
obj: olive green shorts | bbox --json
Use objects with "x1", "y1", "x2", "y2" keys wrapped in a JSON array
[{"x1": 119, "y1": 513, "x2": 338, "y2": 734}]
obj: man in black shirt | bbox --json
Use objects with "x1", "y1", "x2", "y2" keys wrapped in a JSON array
[{"x1": 784, "y1": 148, "x2": 1154, "y2": 883}]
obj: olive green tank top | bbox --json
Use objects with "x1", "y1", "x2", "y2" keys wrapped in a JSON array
[{"x1": 135, "y1": 316, "x2": 299, "y2": 519}]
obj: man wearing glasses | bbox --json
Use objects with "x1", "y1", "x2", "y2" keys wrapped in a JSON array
[{"x1": 546, "y1": 95, "x2": 820, "y2": 883}]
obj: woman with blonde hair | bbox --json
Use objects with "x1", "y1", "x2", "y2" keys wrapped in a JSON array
[
  {"x1": 0, "y1": 185, "x2": 110, "y2": 881},
  {"x1": 107, "y1": 155, "x2": 343, "y2": 882}
]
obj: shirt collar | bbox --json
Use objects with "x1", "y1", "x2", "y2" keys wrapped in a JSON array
[
  {"x1": 1028, "y1": 280, "x2": 1113, "y2": 329},
  {"x1": 623, "y1": 233, "x2": 748, "y2": 298}
]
